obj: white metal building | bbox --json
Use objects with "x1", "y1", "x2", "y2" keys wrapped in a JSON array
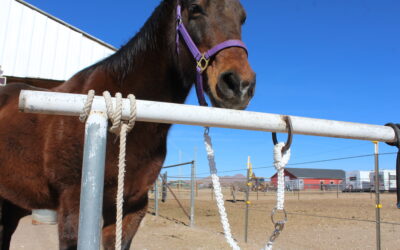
[
  {"x1": 0, "y1": 0, "x2": 116, "y2": 82},
  {"x1": 0, "y1": 0, "x2": 117, "y2": 223}
]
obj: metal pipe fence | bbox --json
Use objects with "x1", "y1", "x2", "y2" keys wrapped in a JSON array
[{"x1": 18, "y1": 90, "x2": 398, "y2": 250}]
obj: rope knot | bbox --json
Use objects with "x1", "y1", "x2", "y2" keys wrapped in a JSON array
[
  {"x1": 273, "y1": 142, "x2": 291, "y2": 170},
  {"x1": 103, "y1": 91, "x2": 136, "y2": 135}
]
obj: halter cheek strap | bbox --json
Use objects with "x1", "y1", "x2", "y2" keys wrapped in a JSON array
[{"x1": 176, "y1": 2, "x2": 248, "y2": 106}]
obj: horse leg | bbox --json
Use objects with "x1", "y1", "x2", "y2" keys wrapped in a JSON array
[
  {"x1": 57, "y1": 188, "x2": 80, "y2": 250},
  {"x1": 0, "y1": 199, "x2": 30, "y2": 250},
  {"x1": 102, "y1": 194, "x2": 148, "y2": 250}
]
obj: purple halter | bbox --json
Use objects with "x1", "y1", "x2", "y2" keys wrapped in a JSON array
[{"x1": 176, "y1": 1, "x2": 248, "y2": 106}]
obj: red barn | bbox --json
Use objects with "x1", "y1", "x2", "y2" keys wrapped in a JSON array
[{"x1": 270, "y1": 168, "x2": 345, "y2": 190}]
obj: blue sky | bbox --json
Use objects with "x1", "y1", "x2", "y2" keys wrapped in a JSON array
[{"x1": 27, "y1": 0, "x2": 399, "y2": 179}]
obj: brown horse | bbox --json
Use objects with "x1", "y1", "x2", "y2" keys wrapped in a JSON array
[{"x1": 0, "y1": 0, "x2": 255, "y2": 249}]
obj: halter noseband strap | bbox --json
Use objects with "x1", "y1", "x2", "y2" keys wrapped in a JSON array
[{"x1": 176, "y1": 1, "x2": 248, "y2": 106}]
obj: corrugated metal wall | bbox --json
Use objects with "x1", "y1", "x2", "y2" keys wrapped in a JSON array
[{"x1": 0, "y1": 0, "x2": 116, "y2": 81}]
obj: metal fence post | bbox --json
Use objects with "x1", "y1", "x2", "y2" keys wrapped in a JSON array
[
  {"x1": 154, "y1": 177, "x2": 159, "y2": 216},
  {"x1": 244, "y1": 156, "x2": 251, "y2": 243},
  {"x1": 337, "y1": 183, "x2": 339, "y2": 199},
  {"x1": 77, "y1": 112, "x2": 108, "y2": 250},
  {"x1": 196, "y1": 181, "x2": 198, "y2": 197},
  {"x1": 190, "y1": 160, "x2": 195, "y2": 227},
  {"x1": 373, "y1": 141, "x2": 381, "y2": 250},
  {"x1": 162, "y1": 172, "x2": 168, "y2": 202}
]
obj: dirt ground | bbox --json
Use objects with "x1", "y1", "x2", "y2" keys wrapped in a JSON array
[{"x1": 10, "y1": 190, "x2": 400, "y2": 249}]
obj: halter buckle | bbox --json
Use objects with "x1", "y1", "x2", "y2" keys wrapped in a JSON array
[
  {"x1": 176, "y1": 16, "x2": 182, "y2": 26},
  {"x1": 196, "y1": 54, "x2": 210, "y2": 73}
]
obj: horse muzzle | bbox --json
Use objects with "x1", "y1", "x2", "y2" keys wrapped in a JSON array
[{"x1": 214, "y1": 70, "x2": 256, "y2": 110}]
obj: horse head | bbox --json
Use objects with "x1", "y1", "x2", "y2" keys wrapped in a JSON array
[{"x1": 177, "y1": 0, "x2": 256, "y2": 110}]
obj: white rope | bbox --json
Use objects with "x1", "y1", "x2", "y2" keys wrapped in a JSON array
[
  {"x1": 264, "y1": 143, "x2": 291, "y2": 250},
  {"x1": 273, "y1": 143, "x2": 290, "y2": 210},
  {"x1": 204, "y1": 129, "x2": 240, "y2": 250},
  {"x1": 81, "y1": 90, "x2": 136, "y2": 250},
  {"x1": 79, "y1": 90, "x2": 95, "y2": 123}
]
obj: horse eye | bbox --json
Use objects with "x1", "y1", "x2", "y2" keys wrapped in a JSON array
[{"x1": 189, "y1": 4, "x2": 203, "y2": 16}]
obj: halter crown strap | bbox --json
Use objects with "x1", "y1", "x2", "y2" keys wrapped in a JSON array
[{"x1": 176, "y1": 1, "x2": 248, "y2": 106}]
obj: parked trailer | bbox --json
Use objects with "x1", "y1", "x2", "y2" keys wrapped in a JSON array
[
  {"x1": 370, "y1": 170, "x2": 397, "y2": 192},
  {"x1": 286, "y1": 179, "x2": 304, "y2": 191},
  {"x1": 344, "y1": 170, "x2": 371, "y2": 192}
]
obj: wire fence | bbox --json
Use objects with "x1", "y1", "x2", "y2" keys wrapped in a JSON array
[
  {"x1": 147, "y1": 150, "x2": 399, "y2": 248},
  {"x1": 148, "y1": 184, "x2": 400, "y2": 248},
  {"x1": 147, "y1": 155, "x2": 399, "y2": 249}
]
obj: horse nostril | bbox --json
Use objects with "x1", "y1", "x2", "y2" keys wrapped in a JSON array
[
  {"x1": 217, "y1": 72, "x2": 241, "y2": 99},
  {"x1": 218, "y1": 72, "x2": 255, "y2": 100},
  {"x1": 221, "y1": 72, "x2": 239, "y2": 92}
]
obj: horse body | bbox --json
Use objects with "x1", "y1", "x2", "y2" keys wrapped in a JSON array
[{"x1": 0, "y1": 0, "x2": 255, "y2": 249}]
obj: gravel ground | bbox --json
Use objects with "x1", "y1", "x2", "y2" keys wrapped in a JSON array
[{"x1": 10, "y1": 190, "x2": 400, "y2": 249}]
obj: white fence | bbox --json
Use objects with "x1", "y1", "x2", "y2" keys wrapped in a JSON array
[{"x1": 18, "y1": 90, "x2": 397, "y2": 250}]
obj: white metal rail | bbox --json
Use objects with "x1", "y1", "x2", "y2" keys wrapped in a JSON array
[
  {"x1": 18, "y1": 90, "x2": 397, "y2": 250},
  {"x1": 19, "y1": 90, "x2": 396, "y2": 143}
]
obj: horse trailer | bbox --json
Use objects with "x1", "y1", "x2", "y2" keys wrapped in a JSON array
[
  {"x1": 369, "y1": 170, "x2": 397, "y2": 192},
  {"x1": 344, "y1": 170, "x2": 371, "y2": 192}
]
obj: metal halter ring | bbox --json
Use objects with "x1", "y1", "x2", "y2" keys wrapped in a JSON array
[
  {"x1": 196, "y1": 54, "x2": 210, "y2": 72},
  {"x1": 271, "y1": 207, "x2": 288, "y2": 225},
  {"x1": 272, "y1": 116, "x2": 293, "y2": 154},
  {"x1": 385, "y1": 123, "x2": 400, "y2": 148}
]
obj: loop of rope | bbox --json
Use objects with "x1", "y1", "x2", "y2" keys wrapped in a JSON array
[
  {"x1": 126, "y1": 94, "x2": 137, "y2": 132},
  {"x1": 79, "y1": 90, "x2": 95, "y2": 123},
  {"x1": 264, "y1": 142, "x2": 291, "y2": 250},
  {"x1": 80, "y1": 90, "x2": 136, "y2": 250}
]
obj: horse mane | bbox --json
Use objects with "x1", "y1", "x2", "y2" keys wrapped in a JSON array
[{"x1": 80, "y1": 0, "x2": 174, "y2": 84}]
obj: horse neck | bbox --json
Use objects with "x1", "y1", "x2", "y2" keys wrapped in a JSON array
[{"x1": 61, "y1": 0, "x2": 193, "y2": 105}]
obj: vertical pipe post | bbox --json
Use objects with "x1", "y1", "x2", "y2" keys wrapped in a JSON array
[
  {"x1": 373, "y1": 141, "x2": 381, "y2": 250},
  {"x1": 256, "y1": 185, "x2": 259, "y2": 200},
  {"x1": 336, "y1": 182, "x2": 339, "y2": 199},
  {"x1": 190, "y1": 160, "x2": 196, "y2": 227},
  {"x1": 77, "y1": 112, "x2": 108, "y2": 250},
  {"x1": 162, "y1": 172, "x2": 168, "y2": 202},
  {"x1": 154, "y1": 177, "x2": 159, "y2": 216},
  {"x1": 244, "y1": 156, "x2": 250, "y2": 243}
]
